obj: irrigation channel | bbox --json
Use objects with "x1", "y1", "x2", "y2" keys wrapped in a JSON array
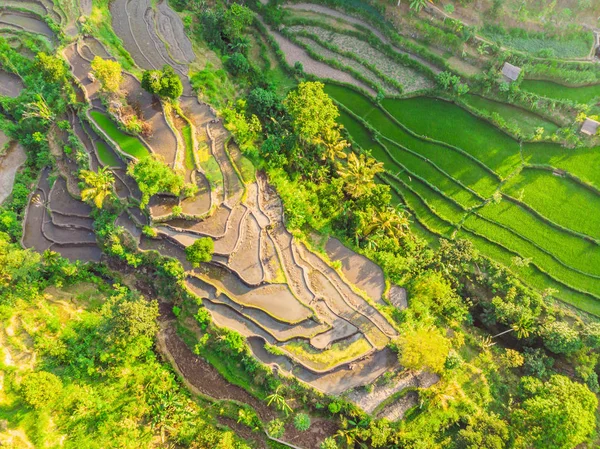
[{"x1": 0, "y1": 0, "x2": 431, "y2": 444}]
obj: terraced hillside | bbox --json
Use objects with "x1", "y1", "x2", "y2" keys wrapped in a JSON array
[
  {"x1": 247, "y1": 2, "x2": 600, "y2": 316},
  {"x1": 2, "y1": 6, "x2": 417, "y2": 419}
]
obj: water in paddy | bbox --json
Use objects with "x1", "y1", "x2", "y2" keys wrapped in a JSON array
[{"x1": 521, "y1": 79, "x2": 600, "y2": 105}]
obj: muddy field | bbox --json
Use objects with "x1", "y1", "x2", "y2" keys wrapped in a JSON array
[
  {"x1": 0, "y1": 140, "x2": 26, "y2": 204},
  {"x1": 0, "y1": 70, "x2": 24, "y2": 97}
]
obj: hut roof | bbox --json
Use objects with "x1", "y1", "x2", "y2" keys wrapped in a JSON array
[
  {"x1": 581, "y1": 118, "x2": 600, "y2": 136},
  {"x1": 502, "y1": 62, "x2": 522, "y2": 82}
]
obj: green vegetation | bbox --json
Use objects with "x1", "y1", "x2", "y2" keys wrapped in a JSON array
[
  {"x1": 185, "y1": 237, "x2": 214, "y2": 267},
  {"x1": 126, "y1": 154, "x2": 185, "y2": 208},
  {"x1": 282, "y1": 337, "x2": 372, "y2": 371},
  {"x1": 79, "y1": 166, "x2": 115, "y2": 209},
  {"x1": 182, "y1": 125, "x2": 195, "y2": 170},
  {"x1": 89, "y1": 110, "x2": 150, "y2": 159},
  {"x1": 96, "y1": 140, "x2": 122, "y2": 167},
  {"x1": 521, "y1": 80, "x2": 600, "y2": 104},
  {"x1": 462, "y1": 94, "x2": 559, "y2": 136},
  {"x1": 141, "y1": 65, "x2": 183, "y2": 99},
  {"x1": 90, "y1": 56, "x2": 123, "y2": 93}
]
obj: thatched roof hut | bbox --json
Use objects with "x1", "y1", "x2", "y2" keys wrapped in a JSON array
[
  {"x1": 501, "y1": 62, "x2": 522, "y2": 82},
  {"x1": 581, "y1": 118, "x2": 600, "y2": 136}
]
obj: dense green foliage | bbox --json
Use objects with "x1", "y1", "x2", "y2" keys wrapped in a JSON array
[
  {"x1": 185, "y1": 237, "x2": 214, "y2": 267},
  {"x1": 126, "y1": 154, "x2": 185, "y2": 208},
  {"x1": 141, "y1": 65, "x2": 183, "y2": 99}
]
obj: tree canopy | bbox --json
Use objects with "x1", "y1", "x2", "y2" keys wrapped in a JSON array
[
  {"x1": 141, "y1": 65, "x2": 183, "y2": 99},
  {"x1": 127, "y1": 155, "x2": 185, "y2": 208},
  {"x1": 512, "y1": 375, "x2": 597, "y2": 449},
  {"x1": 284, "y1": 81, "x2": 339, "y2": 142},
  {"x1": 397, "y1": 327, "x2": 451, "y2": 374},
  {"x1": 185, "y1": 237, "x2": 214, "y2": 267},
  {"x1": 91, "y1": 56, "x2": 123, "y2": 93}
]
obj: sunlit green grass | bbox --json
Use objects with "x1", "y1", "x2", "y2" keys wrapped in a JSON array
[
  {"x1": 521, "y1": 79, "x2": 600, "y2": 104},
  {"x1": 96, "y1": 140, "x2": 122, "y2": 167},
  {"x1": 502, "y1": 169, "x2": 600, "y2": 240},
  {"x1": 462, "y1": 94, "x2": 559, "y2": 136},
  {"x1": 182, "y1": 125, "x2": 195, "y2": 170},
  {"x1": 90, "y1": 111, "x2": 149, "y2": 159},
  {"x1": 456, "y1": 228, "x2": 600, "y2": 316},
  {"x1": 523, "y1": 141, "x2": 600, "y2": 189},
  {"x1": 478, "y1": 200, "x2": 600, "y2": 276},
  {"x1": 380, "y1": 95, "x2": 522, "y2": 178},
  {"x1": 331, "y1": 89, "x2": 500, "y2": 197},
  {"x1": 463, "y1": 214, "x2": 600, "y2": 298}
]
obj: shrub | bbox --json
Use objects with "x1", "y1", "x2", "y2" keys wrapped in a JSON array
[
  {"x1": 542, "y1": 321, "x2": 582, "y2": 355},
  {"x1": 226, "y1": 52, "x2": 251, "y2": 77},
  {"x1": 20, "y1": 371, "x2": 62, "y2": 409},
  {"x1": 267, "y1": 419, "x2": 285, "y2": 438},
  {"x1": 320, "y1": 437, "x2": 338, "y2": 449},
  {"x1": 293, "y1": 413, "x2": 311, "y2": 431},
  {"x1": 194, "y1": 308, "x2": 211, "y2": 329},
  {"x1": 185, "y1": 237, "x2": 214, "y2": 267}
]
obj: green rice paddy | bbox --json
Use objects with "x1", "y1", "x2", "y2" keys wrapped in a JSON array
[
  {"x1": 462, "y1": 94, "x2": 559, "y2": 136},
  {"x1": 96, "y1": 141, "x2": 122, "y2": 167},
  {"x1": 521, "y1": 79, "x2": 600, "y2": 104},
  {"x1": 327, "y1": 82, "x2": 600, "y2": 314},
  {"x1": 182, "y1": 125, "x2": 195, "y2": 170},
  {"x1": 89, "y1": 111, "x2": 150, "y2": 159}
]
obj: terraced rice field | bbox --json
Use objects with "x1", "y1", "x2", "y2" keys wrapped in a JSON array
[
  {"x1": 50, "y1": 10, "x2": 412, "y2": 409},
  {"x1": 325, "y1": 83, "x2": 600, "y2": 315},
  {"x1": 521, "y1": 79, "x2": 600, "y2": 104},
  {"x1": 89, "y1": 110, "x2": 150, "y2": 159},
  {"x1": 462, "y1": 94, "x2": 560, "y2": 137},
  {"x1": 0, "y1": 70, "x2": 24, "y2": 97}
]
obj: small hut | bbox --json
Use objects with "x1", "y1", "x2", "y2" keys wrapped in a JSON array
[
  {"x1": 581, "y1": 118, "x2": 600, "y2": 136},
  {"x1": 501, "y1": 62, "x2": 522, "y2": 83}
]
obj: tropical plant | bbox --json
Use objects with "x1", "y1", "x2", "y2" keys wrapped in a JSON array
[
  {"x1": 185, "y1": 237, "x2": 214, "y2": 267},
  {"x1": 361, "y1": 205, "x2": 409, "y2": 242},
  {"x1": 79, "y1": 167, "x2": 115, "y2": 209},
  {"x1": 266, "y1": 386, "x2": 293, "y2": 416},
  {"x1": 314, "y1": 126, "x2": 349, "y2": 161},
  {"x1": 91, "y1": 56, "x2": 123, "y2": 93},
  {"x1": 337, "y1": 152, "x2": 384, "y2": 198},
  {"x1": 293, "y1": 413, "x2": 311, "y2": 431}
]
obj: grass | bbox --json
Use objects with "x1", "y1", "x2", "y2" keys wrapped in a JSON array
[
  {"x1": 282, "y1": 337, "x2": 371, "y2": 371},
  {"x1": 182, "y1": 125, "x2": 195, "y2": 170},
  {"x1": 89, "y1": 110, "x2": 149, "y2": 160},
  {"x1": 456, "y1": 228, "x2": 600, "y2": 316},
  {"x1": 88, "y1": 1, "x2": 138, "y2": 73},
  {"x1": 380, "y1": 95, "x2": 522, "y2": 178},
  {"x1": 197, "y1": 140, "x2": 223, "y2": 190},
  {"x1": 480, "y1": 30, "x2": 593, "y2": 59},
  {"x1": 478, "y1": 200, "x2": 600, "y2": 277},
  {"x1": 501, "y1": 169, "x2": 600, "y2": 241},
  {"x1": 96, "y1": 140, "x2": 122, "y2": 167},
  {"x1": 329, "y1": 85, "x2": 500, "y2": 197},
  {"x1": 523, "y1": 141, "x2": 600, "y2": 189},
  {"x1": 463, "y1": 214, "x2": 600, "y2": 298},
  {"x1": 462, "y1": 94, "x2": 559, "y2": 137},
  {"x1": 521, "y1": 79, "x2": 600, "y2": 104},
  {"x1": 330, "y1": 82, "x2": 600, "y2": 313}
]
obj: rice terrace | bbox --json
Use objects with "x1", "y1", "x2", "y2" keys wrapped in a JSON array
[{"x1": 0, "y1": 0, "x2": 600, "y2": 448}]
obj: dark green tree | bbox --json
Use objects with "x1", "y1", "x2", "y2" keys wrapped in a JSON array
[
  {"x1": 141, "y1": 65, "x2": 183, "y2": 99},
  {"x1": 185, "y1": 237, "x2": 214, "y2": 267}
]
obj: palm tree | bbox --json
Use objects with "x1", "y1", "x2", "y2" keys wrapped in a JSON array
[
  {"x1": 266, "y1": 386, "x2": 293, "y2": 416},
  {"x1": 314, "y1": 126, "x2": 349, "y2": 161},
  {"x1": 22, "y1": 94, "x2": 55, "y2": 123},
  {"x1": 410, "y1": 0, "x2": 429, "y2": 12},
  {"x1": 361, "y1": 205, "x2": 410, "y2": 242},
  {"x1": 337, "y1": 152, "x2": 384, "y2": 199},
  {"x1": 79, "y1": 167, "x2": 115, "y2": 209}
]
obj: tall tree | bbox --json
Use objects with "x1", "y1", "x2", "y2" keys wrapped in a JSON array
[
  {"x1": 284, "y1": 81, "x2": 339, "y2": 142},
  {"x1": 512, "y1": 375, "x2": 597, "y2": 449},
  {"x1": 397, "y1": 326, "x2": 451, "y2": 374},
  {"x1": 91, "y1": 56, "x2": 123, "y2": 93},
  {"x1": 79, "y1": 167, "x2": 115, "y2": 209},
  {"x1": 127, "y1": 155, "x2": 184, "y2": 208}
]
